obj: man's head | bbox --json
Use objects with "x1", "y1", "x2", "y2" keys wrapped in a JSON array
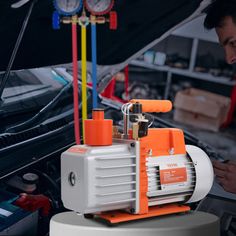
[{"x1": 204, "y1": 0, "x2": 236, "y2": 64}]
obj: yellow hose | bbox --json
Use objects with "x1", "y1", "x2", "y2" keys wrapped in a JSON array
[{"x1": 81, "y1": 25, "x2": 87, "y2": 139}]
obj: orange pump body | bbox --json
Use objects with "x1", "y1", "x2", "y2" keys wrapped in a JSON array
[
  {"x1": 138, "y1": 128, "x2": 187, "y2": 214},
  {"x1": 84, "y1": 101, "x2": 190, "y2": 224},
  {"x1": 96, "y1": 128, "x2": 190, "y2": 224}
]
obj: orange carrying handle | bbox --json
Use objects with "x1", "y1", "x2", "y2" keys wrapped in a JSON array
[{"x1": 130, "y1": 99, "x2": 172, "y2": 113}]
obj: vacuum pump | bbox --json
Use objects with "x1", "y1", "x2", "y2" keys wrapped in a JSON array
[{"x1": 61, "y1": 100, "x2": 213, "y2": 223}]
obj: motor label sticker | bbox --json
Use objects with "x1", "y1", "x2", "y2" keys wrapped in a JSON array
[{"x1": 160, "y1": 167, "x2": 187, "y2": 185}]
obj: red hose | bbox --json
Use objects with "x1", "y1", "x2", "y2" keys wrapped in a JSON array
[
  {"x1": 124, "y1": 66, "x2": 129, "y2": 100},
  {"x1": 72, "y1": 23, "x2": 80, "y2": 144}
]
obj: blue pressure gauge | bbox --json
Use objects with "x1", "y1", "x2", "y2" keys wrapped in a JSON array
[{"x1": 54, "y1": 0, "x2": 83, "y2": 16}]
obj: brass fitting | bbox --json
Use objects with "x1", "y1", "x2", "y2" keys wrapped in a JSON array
[
  {"x1": 71, "y1": 15, "x2": 78, "y2": 24},
  {"x1": 61, "y1": 17, "x2": 72, "y2": 24}
]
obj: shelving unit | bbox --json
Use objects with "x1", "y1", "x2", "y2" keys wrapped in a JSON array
[
  {"x1": 130, "y1": 59, "x2": 236, "y2": 99},
  {"x1": 131, "y1": 60, "x2": 235, "y2": 85},
  {"x1": 130, "y1": 16, "x2": 236, "y2": 99}
]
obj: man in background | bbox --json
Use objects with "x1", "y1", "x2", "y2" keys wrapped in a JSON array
[{"x1": 204, "y1": 0, "x2": 236, "y2": 193}]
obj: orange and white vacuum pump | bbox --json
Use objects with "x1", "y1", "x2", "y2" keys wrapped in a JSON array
[{"x1": 61, "y1": 99, "x2": 214, "y2": 224}]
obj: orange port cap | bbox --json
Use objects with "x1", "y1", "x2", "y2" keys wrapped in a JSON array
[
  {"x1": 84, "y1": 109, "x2": 113, "y2": 146},
  {"x1": 92, "y1": 108, "x2": 104, "y2": 120}
]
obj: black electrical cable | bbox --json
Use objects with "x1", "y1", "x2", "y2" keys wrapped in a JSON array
[
  {"x1": 33, "y1": 169, "x2": 60, "y2": 194},
  {"x1": 6, "y1": 82, "x2": 73, "y2": 133},
  {"x1": 0, "y1": 0, "x2": 38, "y2": 101},
  {"x1": 32, "y1": 169, "x2": 63, "y2": 214}
]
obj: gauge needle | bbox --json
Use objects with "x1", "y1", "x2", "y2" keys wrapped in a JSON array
[
  {"x1": 94, "y1": 0, "x2": 99, "y2": 4},
  {"x1": 95, "y1": 1, "x2": 101, "y2": 9}
]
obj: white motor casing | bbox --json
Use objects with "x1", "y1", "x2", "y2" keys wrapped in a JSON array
[{"x1": 185, "y1": 145, "x2": 214, "y2": 203}]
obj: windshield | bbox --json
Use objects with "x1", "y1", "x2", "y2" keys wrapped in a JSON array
[
  {"x1": 0, "y1": 67, "x2": 71, "y2": 132},
  {"x1": 0, "y1": 68, "x2": 69, "y2": 97}
]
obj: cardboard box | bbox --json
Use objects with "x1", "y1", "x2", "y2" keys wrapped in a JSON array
[{"x1": 173, "y1": 88, "x2": 231, "y2": 132}]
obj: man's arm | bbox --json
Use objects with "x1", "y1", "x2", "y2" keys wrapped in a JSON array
[{"x1": 213, "y1": 160, "x2": 236, "y2": 194}]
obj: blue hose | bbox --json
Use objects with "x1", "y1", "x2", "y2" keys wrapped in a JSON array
[{"x1": 91, "y1": 23, "x2": 98, "y2": 109}]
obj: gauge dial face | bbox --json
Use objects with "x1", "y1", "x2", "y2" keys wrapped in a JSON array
[
  {"x1": 85, "y1": 0, "x2": 114, "y2": 15},
  {"x1": 54, "y1": 0, "x2": 82, "y2": 15}
]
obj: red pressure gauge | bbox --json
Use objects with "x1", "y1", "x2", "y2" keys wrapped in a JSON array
[{"x1": 84, "y1": 0, "x2": 114, "y2": 15}]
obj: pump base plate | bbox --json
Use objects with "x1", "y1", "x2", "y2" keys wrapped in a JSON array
[{"x1": 96, "y1": 204, "x2": 190, "y2": 224}]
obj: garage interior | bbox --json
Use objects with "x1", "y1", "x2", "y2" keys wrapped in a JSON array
[{"x1": 0, "y1": 1, "x2": 236, "y2": 236}]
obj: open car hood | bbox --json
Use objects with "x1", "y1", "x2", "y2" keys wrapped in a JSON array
[{"x1": 0, "y1": 0, "x2": 211, "y2": 74}]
